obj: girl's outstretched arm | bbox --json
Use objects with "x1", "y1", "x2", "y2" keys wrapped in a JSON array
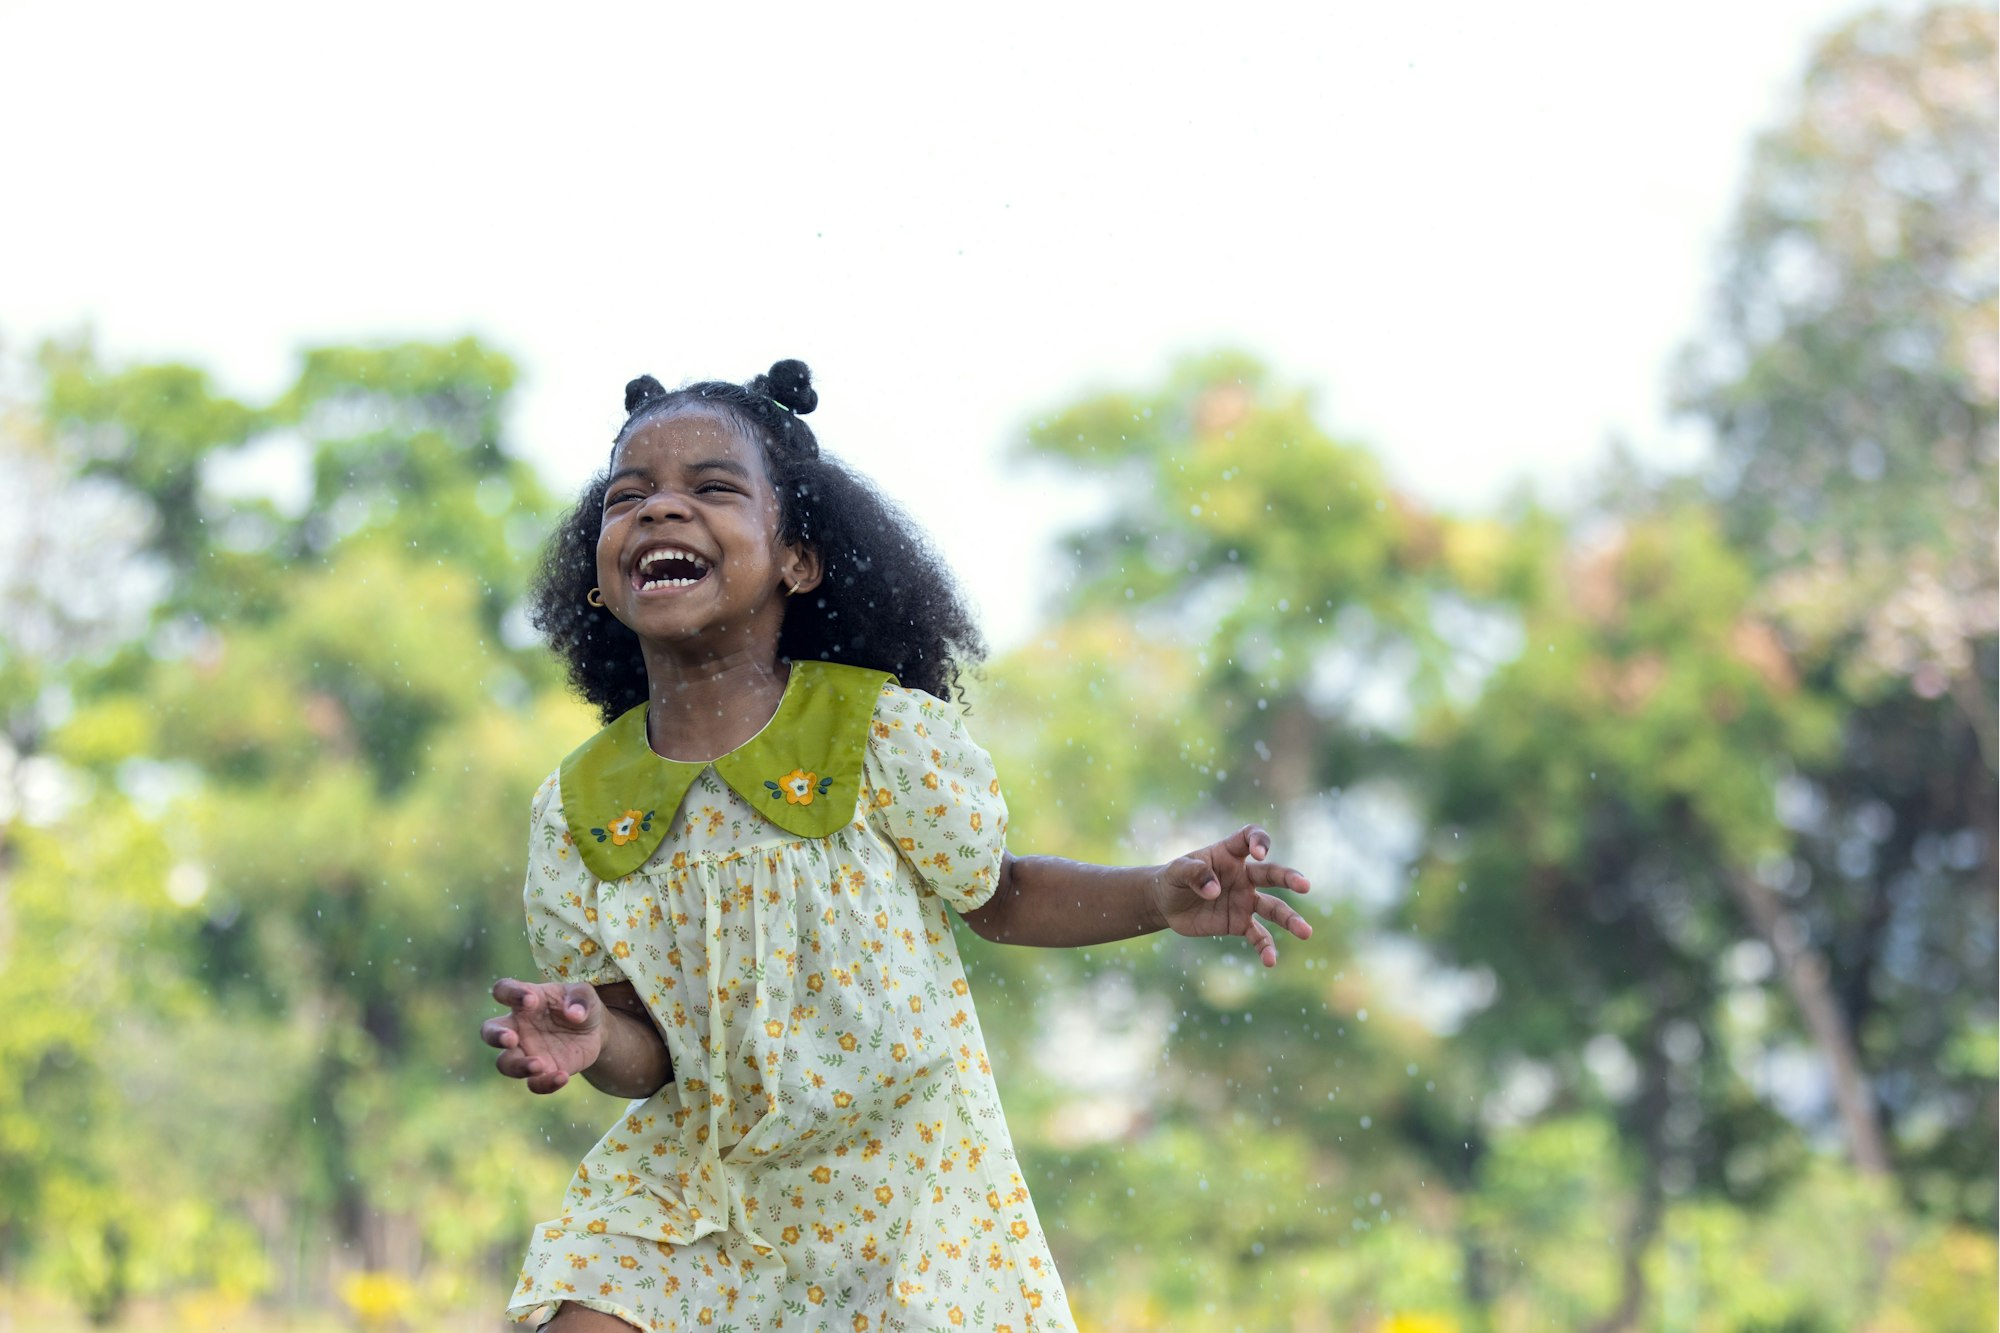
[
  {"x1": 481, "y1": 978, "x2": 674, "y2": 1097},
  {"x1": 961, "y1": 824, "x2": 1312, "y2": 967}
]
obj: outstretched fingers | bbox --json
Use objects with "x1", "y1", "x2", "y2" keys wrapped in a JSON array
[
  {"x1": 493, "y1": 976, "x2": 539, "y2": 1011},
  {"x1": 1217, "y1": 826, "x2": 1308, "y2": 896},
  {"x1": 482, "y1": 1014, "x2": 540, "y2": 1077},
  {"x1": 1244, "y1": 916, "x2": 1279, "y2": 968},
  {"x1": 1255, "y1": 890, "x2": 1314, "y2": 942},
  {"x1": 1220, "y1": 824, "x2": 1273, "y2": 863},
  {"x1": 492, "y1": 976, "x2": 591, "y2": 1026},
  {"x1": 1245, "y1": 857, "x2": 1311, "y2": 894},
  {"x1": 1242, "y1": 891, "x2": 1315, "y2": 966},
  {"x1": 485, "y1": 978, "x2": 585, "y2": 1094},
  {"x1": 525, "y1": 1067, "x2": 572, "y2": 1095},
  {"x1": 485, "y1": 1020, "x2": 571, "y2": 1091}
]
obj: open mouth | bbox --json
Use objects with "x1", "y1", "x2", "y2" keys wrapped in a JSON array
[{"x1": 632, "y1": 546, "x2": 712, "y2": 592}]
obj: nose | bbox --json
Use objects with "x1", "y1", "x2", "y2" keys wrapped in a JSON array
[{"x1": 635, "y1": 487, "x2": 694, "y2": 523}]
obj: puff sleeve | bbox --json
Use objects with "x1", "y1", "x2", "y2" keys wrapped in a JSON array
[
  {"x1": 864, "y1": 684, "x2": 1010, "y2": 912},
  {"x1": 521, "y1": 771, "x2": 626, "y2": 986}
]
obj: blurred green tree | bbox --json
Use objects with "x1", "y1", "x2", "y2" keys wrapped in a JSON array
[
  {"x1": 0, "y1": 336, "x2": 619, "y2": 1321},
  {"x1": 1675, "y1": 1, "x2": 1998, "y2": 1227},
  {"x1": 1408, "y1": 504, "x2": 1841, "y2": 1330},
  {"x1": 983, "y1": 353, "x2": 1500, "y2": 1329}
]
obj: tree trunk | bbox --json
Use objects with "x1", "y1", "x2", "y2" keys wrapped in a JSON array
[
  {"x1": 1725, "y1": 866, "x2": 1891, "y2": 1175},
  {"x1": 1588, "y1": 1024, "x2": 1670, "y2": 1333}
]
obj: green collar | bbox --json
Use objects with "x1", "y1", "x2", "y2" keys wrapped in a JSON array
[{"x1": 558, "y1": 661, "x2": 892, "y2": 881}]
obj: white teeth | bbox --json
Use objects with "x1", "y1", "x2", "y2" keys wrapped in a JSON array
[
  {"x1": 635, "y1": 547, "x2": 710, "y2": 580},
  {"x1": 640, "y1": 577, "x2": 701, "y2": 590}
]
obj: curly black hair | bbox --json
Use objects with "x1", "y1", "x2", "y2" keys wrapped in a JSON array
[{"x1": 528, "y1": 360, "x2": 986, "y2": 723}]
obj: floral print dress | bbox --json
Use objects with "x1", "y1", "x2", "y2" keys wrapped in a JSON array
[{"x1": 506, "y1": 665, "x2": 1074, "y2": 1332}]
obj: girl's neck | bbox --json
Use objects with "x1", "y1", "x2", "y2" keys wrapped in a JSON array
[{"x1": 639, "y1": 644, "x2": 792, "y2": 763}]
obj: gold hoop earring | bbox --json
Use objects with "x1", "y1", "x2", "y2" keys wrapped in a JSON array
[{"x1": 586, "y1": 587, "x2": 606, "y2": 607}]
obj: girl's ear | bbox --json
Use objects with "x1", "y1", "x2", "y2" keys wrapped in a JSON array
[{"x1": 781, "y1": 546, "x2": 824, "y2": 597}]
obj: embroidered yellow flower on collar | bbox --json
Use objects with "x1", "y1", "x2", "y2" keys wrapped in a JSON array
[
  {"x1": 592, "y1": 808, "x2": 655, "y2": 846},
  {"x1": 766, "y1": 768, "x2": 833, "y2": 806}
]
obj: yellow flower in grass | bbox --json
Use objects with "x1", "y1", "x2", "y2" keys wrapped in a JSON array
[
  {"x1": 1383, "y1": 1317, "x2": 1459, "y2": 1333},
  {"x1": 339, "y1": 1271, "x2": 416, "y2": 1330}
]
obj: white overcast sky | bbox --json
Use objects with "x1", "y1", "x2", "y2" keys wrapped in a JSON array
[{"x1": 1, "y1": 0, "x2": 1873, "y2": 648}]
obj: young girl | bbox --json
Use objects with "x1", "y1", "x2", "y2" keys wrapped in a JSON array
[{"x1": 482, "y1": 361, "x2": 1312, "y2": 1332}]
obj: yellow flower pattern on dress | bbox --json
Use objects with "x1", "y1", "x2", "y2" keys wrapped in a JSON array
[{"x1": 509, "y1": 682, "x2": 1070, "y2": 1331}]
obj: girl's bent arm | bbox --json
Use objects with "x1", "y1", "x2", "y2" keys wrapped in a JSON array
[
  {"x1": 962, "y1": 826, "x2": 1313, "y2": 967},
  {"x1": 586, "y1": 982, "x2": 675, "y2": 1099}
]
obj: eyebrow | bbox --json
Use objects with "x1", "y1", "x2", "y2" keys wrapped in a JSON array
[{"x1": 685, "y1": 457, "x2": 753, "y2": 479}]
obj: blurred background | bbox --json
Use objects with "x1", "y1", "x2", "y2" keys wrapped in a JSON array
[{"x1": 0, "y1": 2, "x2": 1993, "y2": 1329}]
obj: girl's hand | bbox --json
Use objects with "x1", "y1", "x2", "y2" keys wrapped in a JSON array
[
  {"x1": 481, "y1": 977, "x2": 607, "y2": 1094},
  {"x1": 1152, "y1": 824, "x2": 1312, "y2": 967}
]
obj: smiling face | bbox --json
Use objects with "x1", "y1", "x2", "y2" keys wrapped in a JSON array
[{"x1": 594, "y1": 405, "x2": 820, "y2": 657}]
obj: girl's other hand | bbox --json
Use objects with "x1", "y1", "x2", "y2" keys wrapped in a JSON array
[
  {"x1": 482, "y1": 978, "x2": 608, "y2": 1094},
  {"x1": 1153, "y1": 824, "x2": 1312, "y2": 968}
]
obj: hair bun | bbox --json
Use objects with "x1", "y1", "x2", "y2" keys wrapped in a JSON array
[
  {"x1": 759, "y1": 359, "x2": 818, "y2": 416},
  {"x1": 624, "y1": 375, "x2": 668, "y2": 414}
]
